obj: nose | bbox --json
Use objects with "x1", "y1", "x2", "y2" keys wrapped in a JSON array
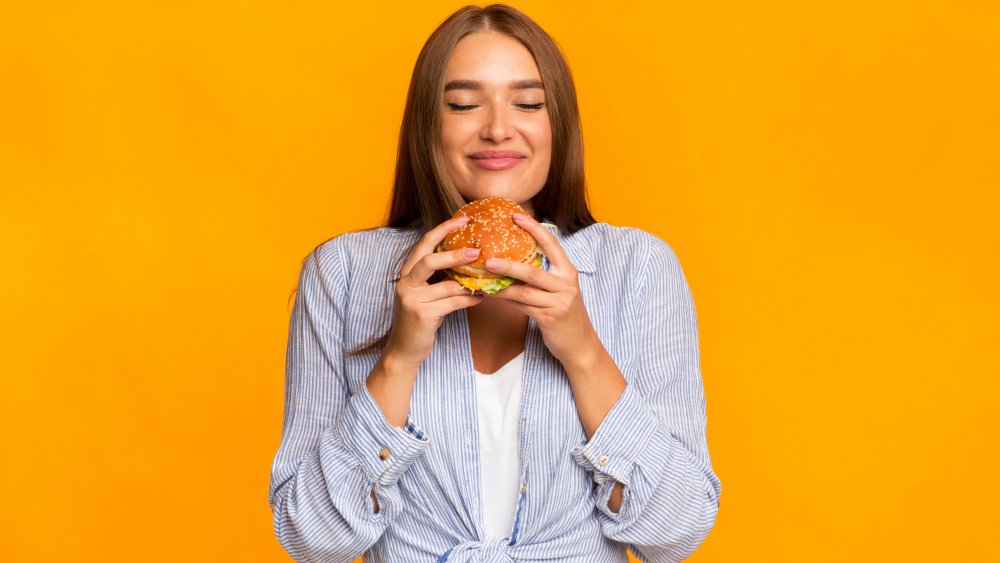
[{"x1": 480, "y1": 103, "x2": 514, "y2": 143}]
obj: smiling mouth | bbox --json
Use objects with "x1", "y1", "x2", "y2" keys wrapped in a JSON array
[
  {"x1": 469, "y1": 150, "x2": 527, "y2": 160},
  {"x1": 468, "y1": 155, "x2": 525, "y2": 170}
]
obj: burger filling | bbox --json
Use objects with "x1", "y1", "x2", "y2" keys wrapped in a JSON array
[
  {"x1": 453, "y1": 275, "x2": 515, "y2": 295},
  {"x1": 451, "y1": 254, "x2": 544, "y2": 295}
]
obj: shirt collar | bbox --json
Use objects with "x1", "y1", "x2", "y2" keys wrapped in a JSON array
[
  {"x1": 386, "y1": 221, "x2": 597, "y2": 282},
  {"x1": 550, "y1": 220, "x2": 596, "y2": 274}
]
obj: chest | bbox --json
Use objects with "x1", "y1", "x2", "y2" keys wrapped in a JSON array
[{"x1": 466, "y1": 296, "x2": 529, "y2": 374}]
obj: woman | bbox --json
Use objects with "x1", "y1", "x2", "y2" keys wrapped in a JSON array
[{"x1": 268, "y1": 4, "x2": 721, "y2": 562}]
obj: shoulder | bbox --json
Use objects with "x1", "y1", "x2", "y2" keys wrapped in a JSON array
[
  {"x1": 305, "y1": 227, "x2": 422, "y2": 287},
  {"x1": 564, "y1": 221, "x2": 669, "y2": 250},
  {"x1": 312, "y1": 226, "x2": 420, "y2": 256},
  {"x1": 561, "y1": 222, "x2": 680, "y2": 278}
]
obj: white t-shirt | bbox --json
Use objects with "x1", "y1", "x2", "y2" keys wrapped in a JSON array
[{"x1": 474, "y1": 352, "x2": 525, "y2": 539}]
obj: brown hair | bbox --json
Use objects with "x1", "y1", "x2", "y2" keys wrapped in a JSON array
[
  {"x1": 387, "y1": 3, "x2": 595, "y2": 234},
  {"x1": 310, "y1": 5, "x2": 596, "y2": 356}
]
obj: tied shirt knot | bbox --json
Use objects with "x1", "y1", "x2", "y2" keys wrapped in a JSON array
[{"x1": 437, "y1": 536, "x2": 514, "y2": 563}]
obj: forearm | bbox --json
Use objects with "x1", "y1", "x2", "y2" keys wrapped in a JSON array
[
  {"x1": 366, "y1": 350, "x2": 420, "y2": 427},
  {"x1": 560, "y1": 330, "x2": 627, "y2": 440},
  {"x1": 561, "y1": 330, "x2": 628, "y2": 512}
]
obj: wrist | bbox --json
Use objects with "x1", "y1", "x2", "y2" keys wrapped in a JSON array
[
  {"x1": 559, "y1": 330, "x2": 607, "y2": 374},
  {"x1": 367, "y1": 351, "x2": 420, "y2": 428},
  {"x1": 378, "y1": 340, "x2": 424, "y2": 377}
]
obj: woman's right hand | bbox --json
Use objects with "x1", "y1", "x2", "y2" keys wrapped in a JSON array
[
  {"x1": 382, "y1": 215, "x2": 484, "y2": 370},
  {"x1": 367, "y1": 216, "x2": 482, "y2": 428}
]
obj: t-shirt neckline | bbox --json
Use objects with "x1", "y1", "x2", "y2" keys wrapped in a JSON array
[{"x1": 473, "y1": 351, "x2": 525, "y2": 380}]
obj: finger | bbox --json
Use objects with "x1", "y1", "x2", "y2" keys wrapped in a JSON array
[
  {"x1": 490, "y1": 283, "x2": 551, "y2": 307},
  {"x1": 483, "y1": 256, "x2": 561, "y2": 292},
  {"x1": 511, "y1": 213, "x2": 574, "y2": 271},
  {"x1": 486, "y1": 297, "x2": 539, "y2": 320},
  {"x1": 400, "y1": 215, "x2": 471, "y2": 276},
  {"x1": 426, "y1": 293, "x2": 485, "y2": 317},
  {"x1": 406, "y1": 247, "x2": 481, "y2": 285},
  {"x1": 419, "y1": 279, "x2": 479, "y2": 302}
]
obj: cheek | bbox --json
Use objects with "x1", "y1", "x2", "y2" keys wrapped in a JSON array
[
  {"x1": 440, "y1": 120, "x2": 466, "y2": 154},
  {"x1": 439, "y1": 129, "x2": 458, "y2": 157},
  {"x1": 530, "y1": 120, "x2": 553, "y2": 155},
  {"x1": 531, "y1": 123, "x2": 553, "y2": 169}
]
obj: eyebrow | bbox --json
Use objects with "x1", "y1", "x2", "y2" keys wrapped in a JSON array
[{"x1": 444, "y1": 79, "x2": 545, "y2": 92}]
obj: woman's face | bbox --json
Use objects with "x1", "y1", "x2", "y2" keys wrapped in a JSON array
[{"x1": 440, "y1": 31, "x2": 552, "y2": 216}]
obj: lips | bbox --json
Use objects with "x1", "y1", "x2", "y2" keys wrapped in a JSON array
[{"x1": 468, "y1": 150, "x2": 526, "y2": 160}]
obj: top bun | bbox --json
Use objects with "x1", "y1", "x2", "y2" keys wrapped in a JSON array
[{"x1": 441, "y1": 197, "x2": 537, "y2": 273}]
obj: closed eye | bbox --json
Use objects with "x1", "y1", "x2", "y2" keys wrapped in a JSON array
[{"x1": 446, "y1": 103, "x2": 546, "y2": 112}]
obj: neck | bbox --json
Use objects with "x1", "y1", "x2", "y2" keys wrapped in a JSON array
[{"x1": 519, "y1": 198, "x2": 535, "y2": 218}]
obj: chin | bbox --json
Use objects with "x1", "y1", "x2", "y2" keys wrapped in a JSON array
[{"x1": 458, "y1": 186, "x2": 539, "y2": 207}]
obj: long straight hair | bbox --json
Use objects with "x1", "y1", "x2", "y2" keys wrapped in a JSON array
[
  {"x1": 387, "y1": 4, "x2": 595, "y2": 234},
  {"x1": 336, "y1": 5, "x2": 594, "y2": 355}
]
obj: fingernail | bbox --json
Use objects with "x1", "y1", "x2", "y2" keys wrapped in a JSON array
[
  {"x1": 464, "y1": 248, "x2": 480, "y2": 258},
  {"x1": 485, "y1": 258, "x2": 501, "y2": 269},
  {"x1": 511, "y1": 213, "x2": 528, "y2": 221},
  {"x1": 456, "y1": 215, "x2": 470, "y2": 223}
]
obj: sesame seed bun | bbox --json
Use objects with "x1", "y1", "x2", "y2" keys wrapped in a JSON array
[{"x1": 438, "y1": 197, "x2": 540, "y2": 282}]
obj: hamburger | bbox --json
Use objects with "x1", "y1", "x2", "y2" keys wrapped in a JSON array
[{"x1": 438, "y1": 197, "x2": 544, "y2": 294}]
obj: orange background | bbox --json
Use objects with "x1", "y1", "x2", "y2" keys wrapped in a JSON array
[{"x1": 2, "y1": 1, "x2": 998, "y2": 561}]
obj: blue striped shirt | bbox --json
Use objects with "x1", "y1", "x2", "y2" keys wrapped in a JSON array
[{"x1": 268, "y1": 222, "x2": 722, "y2": 562}]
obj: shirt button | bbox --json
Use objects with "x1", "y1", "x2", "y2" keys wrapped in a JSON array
[
  {"x1": 597, "y1": 454, "x2": 610, "y2": 467},
  {"x1": 378, "y1": 448, "x2": 391, "y2": 461}
]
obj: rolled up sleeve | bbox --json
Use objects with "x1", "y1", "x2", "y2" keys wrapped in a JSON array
[
  {"x1": 268, "y1": 238, "x2": 429, "y2": 562},
  {"x1": 571, "y1": 233, "x2": 722, "y2": 562}
]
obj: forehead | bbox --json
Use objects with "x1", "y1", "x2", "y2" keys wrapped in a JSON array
[{"x1": 444, "y1": 31, "x2": 541, "y2": 84}]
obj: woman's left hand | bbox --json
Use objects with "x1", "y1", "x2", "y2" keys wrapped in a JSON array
[{"x1": 484, "y1": 212, "x2": 599, "y2": 366}]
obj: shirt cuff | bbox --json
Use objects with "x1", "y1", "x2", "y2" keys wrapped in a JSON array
[
  {"x1": 337, "y1": 382, "x2": 429, "y2": 487},
  {"x1": 570, "y1": 382, "x2": 656, "y2": 486}
]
